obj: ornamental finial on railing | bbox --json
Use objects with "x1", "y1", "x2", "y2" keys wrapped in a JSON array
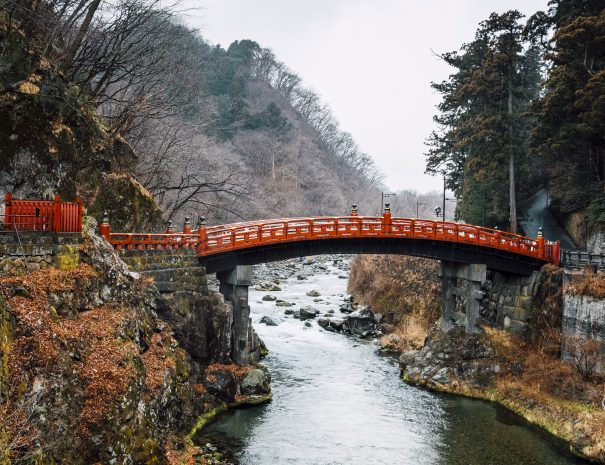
[
  {"x1": 351, "y1": 204, "x2": 358, "y2": 216},
  {"x1": 165, "y1": 220, "x2": 174, "y2": 234},
  {"x1": 183, "y1": 216, "x2": 192, "y2": 234}
]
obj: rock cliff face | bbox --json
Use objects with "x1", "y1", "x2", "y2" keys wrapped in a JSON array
[
  {"x1": 0, "y1": 19, "x2": 162, "y2": 230},
  {"x1": 0, "y1": 223, "x2": 270, "y2": 464}
]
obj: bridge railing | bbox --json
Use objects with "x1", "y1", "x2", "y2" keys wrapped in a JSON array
[
  {"x1": 99, "y1": 208, "x2": 561, "y2": 265},
  {"x1": 2, "y1": 193, "x2": 82, "y2": 233}
]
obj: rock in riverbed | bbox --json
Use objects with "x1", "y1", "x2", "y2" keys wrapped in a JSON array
[
  {"x1": 260, "y1": 316, "x2": 281, "y2": 326},
  {"x1": 347, "y1": 308, "x2": 375, "y2": 335},
  {"x1": 262, "y1": 294, "x2": 277, "y2": 301},
  {"x1": 306, "y1": 290, "x2": 321, "y2": 297},
  {"x1": 255, "y1": 282, "x2": 281, "y2": 291},
  {"x1": 240, "y1": 367, "x2": 271, "y2": 395},
  {"x1": 299, "y1": 306, "x2": 318, "y2": 320}
]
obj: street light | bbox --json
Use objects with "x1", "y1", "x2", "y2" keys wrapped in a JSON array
[{"x1": 381, "y1": 192, "x2": 396, "y2": 213}]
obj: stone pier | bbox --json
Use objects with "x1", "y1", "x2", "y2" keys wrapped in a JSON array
[
  {"x1": 441, "y1": 261, "x2": 487, "y2": 334},
  {"x1": 217, "y1": 265, "x2": 254, "y2": 366}
]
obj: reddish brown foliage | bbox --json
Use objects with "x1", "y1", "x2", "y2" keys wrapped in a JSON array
[{"x1": 1, "y1": 266, "x2": 138, "y2": 435}]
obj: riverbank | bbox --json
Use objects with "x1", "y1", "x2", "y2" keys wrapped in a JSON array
[
  {"x1": 397, "y1": 326, "x2": 605, "y2": 463},
  {"x1": 347, "y1": 255, "x2": 605, "y2": 463}
]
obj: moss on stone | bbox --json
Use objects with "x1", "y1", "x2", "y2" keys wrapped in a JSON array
[
  {"x1": 187, "y1": 403, "x2": 228, "y2": 439},
  {"x1": 53, "y1": 244, "x2": 80, "y2": 271}
]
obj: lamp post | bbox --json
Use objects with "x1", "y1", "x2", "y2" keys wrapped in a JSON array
[
  {"x1": 381, "y1": 192, "x2": 396, "y2": 213},
  {"x1": 434, "y1": 206, "x2": 442, "y2": 218}
]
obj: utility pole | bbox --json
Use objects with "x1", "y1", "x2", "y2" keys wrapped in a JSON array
[
  {"x1": 381, "y1": 192, "x2": 396, "y2": 213},
  {"x1": 443, "y1": 175, "x2": 446, "y2": 223}
]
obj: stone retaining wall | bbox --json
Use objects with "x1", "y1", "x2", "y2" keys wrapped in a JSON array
[
  {"x1": 120, "y1": 249, "x2": 207, "y2": 293},
  {"x1": 562, "y1": 271, "x2": 605, "y2": 375},
  {"x1": 0, "y1": 233, "x2": 82, "y2": 275}
]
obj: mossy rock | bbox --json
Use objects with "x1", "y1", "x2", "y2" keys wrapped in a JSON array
[
  {"x1": 53, "y1": 244, "x2": 80, "y2": 271},
  {"x1": 86, "y1": 172, "x2": 163, "y2": 231}
]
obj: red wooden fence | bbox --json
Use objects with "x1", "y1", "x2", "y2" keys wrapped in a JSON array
[{"x1": 2, "y1": 193, "x2": 83, "y2": 233}]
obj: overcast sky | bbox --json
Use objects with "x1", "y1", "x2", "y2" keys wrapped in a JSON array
[{"x1": 181, "y1": 0, "x2": 549, "y2": 194}]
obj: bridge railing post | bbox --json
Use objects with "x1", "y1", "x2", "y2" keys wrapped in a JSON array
[
  {"x1": 99, "y1": 212, "x2": 111, "y2": 241},
  {"x1": 382, "y1": 203, "x2": 392, "y2": 234},
  {"x1": 52, "y1": 194, "x2": 61, "y2": 232},
  {"x1": 197, "y1": 216, "x2": 207, "y2": 252},
  {"x1": 537, "y1": 227, "x2": 545, "y2": 259}
]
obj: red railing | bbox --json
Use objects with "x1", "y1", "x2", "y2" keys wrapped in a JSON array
[
  {"x1": 2, "y1": 193, "x2": 82, "y2": 233},
  {"x1": 101, "y1": 209, "x2": 561, "y2": 265}
]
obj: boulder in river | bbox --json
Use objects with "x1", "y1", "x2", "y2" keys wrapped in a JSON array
[
  {"x1": 329, "y1": 318, "x2": 346, "y2": 331},
  {"x1": 339, "y1": 300, "x2": 357, "y2": 314},
  {"x1": 204, "y1": 366, "x2": 238, "y2": 401},
  {"x1": 299, "y1": 306, "x2": 318, "y2": 320},
  {"x1": 276, "y1": 300, "x2": 292, "y2": 307},
  {"x1": 255, "y1": 282, "x2": 281, "y2": 291},
  {"x1": 262, "y1": 295, "x2": 277, "y2": 301},
  {"x1": 317, "y1": 317, "x2": 330, "y2": 328},
  {"x1": 240, "y1": 367, "x2": 272, "y2": 395},
  {"x1": 306, "y1": 290, "x2": 321, "y2": 297},
  {"x1": 260, "y1": 316, "x2": 281, "y2": 326},
  {"x1": 347, "y1": 308, "x2": 375, "y2": 335},
  {"x1": 399, "y1": 350, "x2": 419, "y2": 371}
]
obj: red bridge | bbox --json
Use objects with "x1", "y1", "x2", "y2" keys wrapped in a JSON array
[
  {"x1": 0, "y1": 195, "x2": 560, "y2": 276},
  {"x1": 100, "y1": 205, "x2": 560, "y2": 276}
]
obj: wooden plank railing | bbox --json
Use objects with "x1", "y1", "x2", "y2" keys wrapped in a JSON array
[
  {"x1": 2, "y1": 193, "x2": 82, "y2": 233},
  {"x1": 101, "y1": 208, "x2": 561, "y2": 265}
]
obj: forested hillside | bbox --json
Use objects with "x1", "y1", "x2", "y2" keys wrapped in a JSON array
[
  {"x1": 0, "y1": 0, "x2": 381, "y2": 227},
  {"x1": 427, "y1": 1, "x2": 605, "y2": 240}
]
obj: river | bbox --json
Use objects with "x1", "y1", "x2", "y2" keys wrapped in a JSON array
[{"x1": 197, "y1": 256, "x2": 586, "y2": 465}]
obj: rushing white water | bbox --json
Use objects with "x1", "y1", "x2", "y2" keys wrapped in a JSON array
[{"x1": 199, "y1": 257, "x2": 586, "y2": 465}]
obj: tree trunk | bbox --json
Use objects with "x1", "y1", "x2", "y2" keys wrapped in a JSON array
[
  {"x1": 508, "y1": 64, "x2": 517, "y2": 234},
  {"x1": 64, "y1": 0, "x2": 102, "y2": 70}
]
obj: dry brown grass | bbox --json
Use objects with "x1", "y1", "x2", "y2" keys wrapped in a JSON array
[
  {"x1": 348, "y1": 255, "x2": 440, "y2": 320},
  {"x1": 566, "y1": 268, "x2": 605, "y2": 298},
  {"x1": 482, "y1": 326, "x2": 605, "y2": 461},
  {"x1": 381, "y1": 316, "x2": 430, "y2": 352},
  {"x1": 349, "y1": 255, "x2": 441, "y2": 354}
]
